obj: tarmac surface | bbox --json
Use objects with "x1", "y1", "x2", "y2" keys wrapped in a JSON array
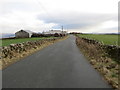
[{"x1": 2, "y1": 35, "x2": 112, "y2": 88}]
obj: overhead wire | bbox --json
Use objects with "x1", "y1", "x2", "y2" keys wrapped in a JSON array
[{"x1": 35, "y1": 0, "x2": 56, "y2": 31}]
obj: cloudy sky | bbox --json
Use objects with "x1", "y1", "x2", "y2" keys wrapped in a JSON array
[{"x1": 0, "y1": 0, "x2": 119, "y2": 33}]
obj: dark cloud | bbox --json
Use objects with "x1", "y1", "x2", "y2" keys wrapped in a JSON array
[{"x1": 37, "y1": 12, "x2": 117, "y2": 29}]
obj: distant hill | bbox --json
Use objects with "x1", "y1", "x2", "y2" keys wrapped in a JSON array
[{"x1": 0, "y1": 33, "x2": 15, "y2": 38}]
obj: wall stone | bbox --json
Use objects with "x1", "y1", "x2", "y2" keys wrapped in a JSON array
[
  {"x1": 0, "y1": 38, "x2": 61, "y2": 60},
  {"x1": 77, "y1": 37, "x2": 120, "y2": 63}
]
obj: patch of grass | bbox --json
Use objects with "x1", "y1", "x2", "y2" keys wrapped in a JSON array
[
  {"x1": 111, "y1": 73, "x2": 117, "y2": 78},
  {"x1": 78, "y1": 34, "x2": 119, "y2": 46},
  {"x1": 1, "y1": 37, "x2": 56, "y2": 46}
]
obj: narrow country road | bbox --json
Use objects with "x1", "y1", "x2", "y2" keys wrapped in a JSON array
[{"x1": 3, "y1": 35, "x2": 112, "y2": 88}]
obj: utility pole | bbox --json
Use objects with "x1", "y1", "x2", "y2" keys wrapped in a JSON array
[
  {"x1": 61, "y1": 26, "x2": 63, "y2": 34},
  {"x1": 61, "y1": 26, "x2": 63, "y2": 31}
]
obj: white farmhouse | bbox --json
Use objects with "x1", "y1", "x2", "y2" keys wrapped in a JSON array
[{"x1": 15, "y1": 30, "x2": 33, "y2": 38}]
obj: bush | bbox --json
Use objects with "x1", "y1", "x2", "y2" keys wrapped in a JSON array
[{"x1": 54, "y1": 33, "x2": 60, "y2": 37}]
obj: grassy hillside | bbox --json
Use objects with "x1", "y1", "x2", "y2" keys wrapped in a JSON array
[
  {"x1": 1, "y1": 37, "x2": 56, "y2": 46},
  {"x1": 78, "y1": 34, "x2": 119, "y2": 46}
]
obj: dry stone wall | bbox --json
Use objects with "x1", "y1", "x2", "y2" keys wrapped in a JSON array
[
  {"x1": 79, "y1": 37, "x2": 120, "y2": 63},
  {"x1": 0, "y1": 38, "x2": 60, "y2": 60}
]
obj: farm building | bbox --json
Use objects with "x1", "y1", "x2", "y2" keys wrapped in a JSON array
[
  {"x1": 15, "y1": 30, "x2": 33, "y2": 38},
  {"x1": 43, "y1": 30, "x2": 67, "y2": 34}
]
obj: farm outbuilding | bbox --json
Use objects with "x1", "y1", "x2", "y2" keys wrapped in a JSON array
[
  {"x1": 15, "y1": 30, "x2": 33, "y2": 38},
  {"x1": 43, "y1": 30, "x2": 67, "y2": 34}
]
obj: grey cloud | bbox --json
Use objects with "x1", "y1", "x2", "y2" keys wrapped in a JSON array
[{"x1": 37, "y1": 12, "x2": 117, "y2": 29}]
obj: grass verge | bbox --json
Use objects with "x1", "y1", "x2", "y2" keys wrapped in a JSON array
[{"x1": 76, "y1": 36, "x2": 119, "y2": 89}]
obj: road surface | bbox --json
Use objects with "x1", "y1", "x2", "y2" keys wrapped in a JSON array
[{"x1": 3, "y1": 35, "x2": 112, "y2": 88}]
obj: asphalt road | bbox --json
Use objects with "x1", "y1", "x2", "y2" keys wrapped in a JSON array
[{"x1": 2, "y1": 35, "x2": 112, "y2": 88}]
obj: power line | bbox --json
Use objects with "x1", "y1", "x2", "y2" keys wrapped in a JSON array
[
  {"x1": 35, "y1": 0, "x2": 56, "y2": 31},
  {"x1": 36, "y1": 0, "x2": 54, "y2": 20}
]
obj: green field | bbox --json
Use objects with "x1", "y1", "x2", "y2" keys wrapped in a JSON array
[
  {"x1": 0, "y1": 37, "x2": 56, "y2": 47},
  {"x1": 78, "y1": 34, "x2": 119, "y2": 46}
]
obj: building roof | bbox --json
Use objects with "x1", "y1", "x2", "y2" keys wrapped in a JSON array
[
  {"x1": 43, "y1": 30, "x2": 67, "y2": 34},
  {"x1": 24, "y1": 30, "x2": 34, "y2": 34},
  {"x1": 16, "y1": 30, "x2": 34, "y2": 34},
  {"x1": 50, "y1": 30, "x2": 61, "y2": 33}
]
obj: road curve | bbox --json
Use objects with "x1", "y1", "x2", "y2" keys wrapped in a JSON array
[{"x1": 3, "y1": 35, "x2": 112, "y2": 88}]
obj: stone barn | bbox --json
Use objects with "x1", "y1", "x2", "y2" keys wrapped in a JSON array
[{"x1": 15, "y1": 30, "x2": 33, "y2": 38}]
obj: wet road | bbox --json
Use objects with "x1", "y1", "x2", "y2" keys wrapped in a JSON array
[{"x1": 2, "y1": 35, "x2": 111, "y2": 88}]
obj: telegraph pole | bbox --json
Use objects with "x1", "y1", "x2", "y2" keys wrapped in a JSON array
[
  {"x1": 61, "y1": 26, "x2": 63, "y2": 31},
  {"x1": 61, "y1": 26, "x2": 63, "y2": 34}
]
